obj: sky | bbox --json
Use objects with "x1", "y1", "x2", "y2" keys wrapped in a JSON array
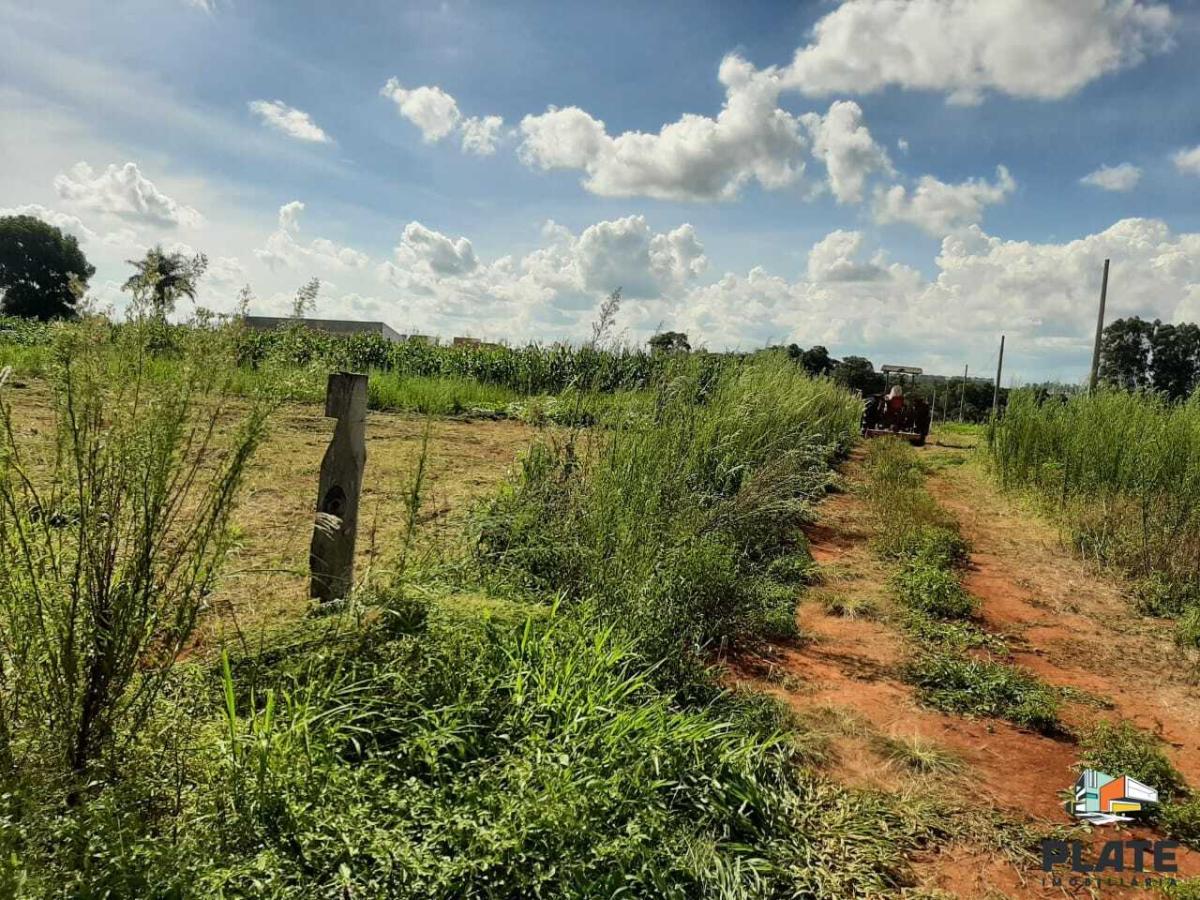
[{"x1": 2, "y1": 0, "x2": 1199, "y2": 382}]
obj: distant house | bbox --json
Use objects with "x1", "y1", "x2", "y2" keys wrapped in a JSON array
[
  {"x1": 452, "y1": 336, "x2": 481, "y2": 348},
  {"x1": 243, "y1": 315, "x2": 405, "y2": 343}
]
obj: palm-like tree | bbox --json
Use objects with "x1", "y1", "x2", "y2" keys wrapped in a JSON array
[{"x1": 122, "y1": 245, "x2": 208, "y2": 319}]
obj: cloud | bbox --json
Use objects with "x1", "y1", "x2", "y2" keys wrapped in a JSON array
[
  {"x1": 672, "y1": 218, "x2": 1200, "y2": 377},
  {"x1": 806, "y1": 230, "x2": 888, "y2": 282},
  {"x1": 874, "y1": 165, "x2": 1016, "y2": 235},
  {"x1": 1080, "y1": 162, "x2": 1141, "y2": 191},
  {"x1": 0, "y1": 203, "x2": 98, "y2": 243},
  {"x1": 1174, "y1": 145, "x2": 1200, "y2": 177},
  {"x1": 778, "y1": 0, "x2": 1173, "y2": 104},
  {"x1": 248, "y1": 100, "x2": 332, "y2": 144},
  {"x1": 373, "y1": 215, "x2": 708, "y2": 336},
  {"x1": 53, "y1": 161, "x2": 202, "y2": 227},
  {"x1": 380, "y1": 80, "x2": 504, "y2": 155},
  {"x1": 394, "y1": 221, "x2": 478, "y2": 276},
  {"x1": 801, "y1": 100, "x2": 893, "y2": 203},
  {"x1": 460, "y1": 115, "x2": 504, "y2": 156},
  {"x1": 518, "y1": 55, "x2": 807, "y2": 201},
  {"x1": 254, "y1": 201, "x2": 369, "y2": 271}
]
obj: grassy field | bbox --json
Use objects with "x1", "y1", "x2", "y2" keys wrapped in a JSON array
[
  {"x1": 1, "y1": 320, "x2": 967, "y2": 898},
  {"x1": 989, "y1": 388, "x2": 1200, "y2": 633}
]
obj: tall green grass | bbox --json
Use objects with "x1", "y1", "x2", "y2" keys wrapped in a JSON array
[
  {"x1": 0, "y1": 325, "x2": 964, "y2": 897},
  {"x1": 475, "y1": 354, "x2": 861, "y2": 687},
  {"x1": 990, "y1": 389, "x2": 1200, "y2": 617}
]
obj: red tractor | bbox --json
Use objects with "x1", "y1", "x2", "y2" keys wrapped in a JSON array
[{"x1": 860, "y1": 365, "x2": 932, "y2": 446}]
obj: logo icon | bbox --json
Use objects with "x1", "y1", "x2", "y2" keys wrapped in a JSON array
[{"x1": 1068, "y1": 768, "x2": 1159, "y2": 824}]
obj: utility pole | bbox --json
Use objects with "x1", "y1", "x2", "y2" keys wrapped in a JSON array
[
  {"x1": 958, "y1": 364, "x2": 968, "y2": 422},
  {"x1": 1088, "y1": 258, "x2": 1110, "y2": 392},
  {"x1": 992, "y1": 335, "x2": 1005, "y2": 419}
]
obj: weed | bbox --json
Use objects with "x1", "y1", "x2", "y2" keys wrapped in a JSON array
[
  {"x1": 894, "y1": 562, "x2": 977, "y2": 619},
  {"x1": 902, "y1": 652, "x2": 1061, "y2": 733},
  {"x1": 877, "y1": 734, "x2": 964, "y2": 775},
  {"x1": 821, "y1": 593, "x2": 879, "y2": 620}
]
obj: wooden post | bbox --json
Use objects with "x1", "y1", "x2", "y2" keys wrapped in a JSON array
[
  {"x1": 1088, "y1": 258, "x2": 1110, "y2": 392},
  {"x1": 992, "y1": 335, "x2": 1005, "y2": 419},
  {"x1": 958, "y1": 365, "x2": 967, "y2": 422},
  {"x1": 310, "y1": 372, "x2": 368, "y2": 602}
]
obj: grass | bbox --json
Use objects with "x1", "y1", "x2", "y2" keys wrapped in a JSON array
[
  {"x1": 1077, "y1": 720, "x2": 1188, "y2": 802},
  {"x1": 989, "y1": 388, "x2": 1200, "y2": 625},
  {"x1": 0, "y1": 320, "x2": 967, "y2": 896},
  {"x1": 902, "y1": 652, "x2": 1061, "y2": 734},
  {"x1": 876, "y1": 733, "x2": 964, "y2": 775},
  {"x1": 860, "y1": 437, "x2": 1061, "y2": 733}
]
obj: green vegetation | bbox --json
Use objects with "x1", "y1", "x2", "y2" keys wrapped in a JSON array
[
  {"x1": 0, "y1": 320, "x2": 964, "y2": 896},
  {"x1": 861, "y1": 438, "x2": 1059, "y2": 733},
  {"x1": 1077, "y1": 720, "x2": 1188, "y2": 802},
  {"x1": 876, "y1": 734, "x2": 964, "y2": 776},
  {"x1": 0, "y1": 216, "x2": 94, "y2": 320},
  {"x1": 475, "y1": 354, "x2": 861, "y2": 689},
  {"x1": 902, "y1": 652, "x2": 1061, "y2": 734},
  {"x1": 990, "y1": 388, "x2": 1200, "y2": 631}
]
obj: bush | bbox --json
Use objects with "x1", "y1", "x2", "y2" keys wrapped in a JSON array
[
  {"x1": 474, "y1": 354, "x2": 861, "y2": 686},
  {"x1": 1161, "y1": 797, "x2": 1200, "y2": 850},
  {"x1": 902, "y1": 652, "x2": 1060, "y2": 733},
  {"x1": 0, "y1": 322, "x2": 268, "y2": 793}
]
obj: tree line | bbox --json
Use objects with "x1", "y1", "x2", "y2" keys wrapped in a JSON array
[{"x1": 1099, "y1": 316, "x2": 1200, "y2": 400}]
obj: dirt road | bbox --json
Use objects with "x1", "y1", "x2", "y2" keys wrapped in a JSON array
[{"x1": 743, "y1": 439, "x2": 1200, "y2": 897}]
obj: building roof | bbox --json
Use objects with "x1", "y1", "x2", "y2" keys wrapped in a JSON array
[{"x1": 243, "y1": 315, "x2": 404, "y2": 342}]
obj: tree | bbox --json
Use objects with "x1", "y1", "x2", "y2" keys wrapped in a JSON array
[
  {"x1": 648, "y1": 331, "x2": 690, "y2": 353},
  {"x1": 291, "y1": 277, "x2": 320, "y2": 318},
  {"x1": 832, "y1": 355, "x2": 883, "y2": 394},
  {"x1": 800, "y1": 345, "x2": 835, "y2": 377},
  {"x1": 1149, "y1": 321, "x2": 1200, "y2": 400},
  {"x1": 1098, "y1": 317, "x2": 1154, "y2": 390},
  {"x1": 122, "y1": 245, "x2": 208, "y2": 319},
  {"x1": 0, "y1": 215, "x2": 95, "y2": 320}
]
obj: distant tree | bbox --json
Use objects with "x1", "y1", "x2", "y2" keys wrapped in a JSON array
[
  {"x1": 1149, "y1": 321, "x2": 1200, "y2": 400},
  {"x1": 291, "y1": 277, "x2": 320, "y2": 318},
  {"x1": 832, "y1": 355, "x2": 882, "y2": 394},
  {"x1": 235, "y1": 284, "x2": 255, "y2": 317},
  {"x1": 0, "y1": 215, "x2": 95, "y2": 320},
  {"x1": 122, "y1": 245, "x2": 208, "y2": 319},
  {"x1": 800, "y1": 345, "x2": 835, "y2": 377},
  {"x1": 648, "y1": 330, "x2": 690, "y2": 353},
  {"x1": 1098, "y1": 317, "x2": 1155, "y2": 390},
  {"x1": 785, "y1": 343, "x2": 802, "y2": 360}
]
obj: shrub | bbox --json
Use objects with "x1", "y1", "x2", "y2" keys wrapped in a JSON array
[
  {"x1": 0, "y1": 322, "x2": 268, "y2": 793},
  {"x1": 1161, "y1": 797, "x2": 1200, "y2": 850},
  {"x1": 902, "y1": 652, "x2": 1060, "y2": 733}
]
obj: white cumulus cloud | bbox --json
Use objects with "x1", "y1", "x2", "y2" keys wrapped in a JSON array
[
  {"x1": 778, "y1": 0, "x2": 1173, "y2": 105},
  {"x1": 1174, "y1": 145, "x2": 1200, "y2": 177},
  {"x1": 248, "y1": 100, "x2": 332, "y2": 143},
  {"x1": 1080, "y1": 162, "x2": 1141, "y2": 191},
  {"x1": 53, "y1": 161, "x2": 202, "y2": 227},
  {"x1": 254, "y1": 201, "x2": 369, "y2": 271},
  {"x1": 801, "y1": 100, "x2": 893, "y2": 204},
  {"x1": 518, "y1": 55, "x2": 807, "y2": 201},
  {"x1": 874, "y1": 166, "x2": 1016, "y2": 235},
  {"x1": 380, "y1": 80, "x2": 504, "y2": 156},
  {"x1": 0, "y1": 204, "x2": 98, "y2": 243},
  {"x1": 806, "y1": 230, "x2": 889, "y2": 282}
]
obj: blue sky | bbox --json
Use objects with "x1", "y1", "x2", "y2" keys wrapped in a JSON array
[{"x1": 2, "y1": 0, "x2": 1199, "y2": 382}]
